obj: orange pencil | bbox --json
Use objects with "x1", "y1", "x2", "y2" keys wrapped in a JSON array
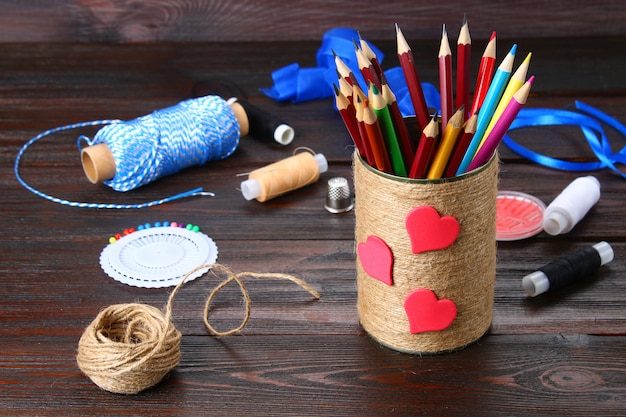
[
  {"x1": 396, "y1": 24, "x2": 430, "y2": 130},
  {"x1": 353, "y1": 94, "x2": 376, "y2": 167},
  {"x1": 438, "y1": 24, "x2": 453, "y2": 132},
  {"x1": 444, "y1": 113, "x2": 477, "y2": 177},
  {"x1": 469, "y1": 31, "x2": 496, "y2": 117},
  {"x1": 409, "y1": 116, "x2": 439, "y2": 179},
  {"x1": 456, "y1": 15, "x2": 471, "y2": 117},
  {"x1": 427, "y1": 106, "x2": 464, "y2": 179},
  {"x1": 380, "y1": 73, "x2": 414, "y2": 167},
  {"x1": 362, "y1": 98, "x2": 392, "y2": 173}
]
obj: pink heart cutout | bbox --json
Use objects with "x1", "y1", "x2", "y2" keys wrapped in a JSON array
[
  {"x1": 406, "y1": 206, "x2": 460, "y2": 254},
  {"x1": 357, "y1": 235, "x2": 393, "y2": 286},
  {"x1": 404, "y1": 288, "x2": 457, "y2": 334}
]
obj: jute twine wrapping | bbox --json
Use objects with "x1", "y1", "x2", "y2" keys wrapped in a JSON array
[
  {"x1": 77, "y1": 264, "x2": 319, "y2": 394},
  {"x1": 354, "y1": 152, "x2": 499, "y2": 354}
]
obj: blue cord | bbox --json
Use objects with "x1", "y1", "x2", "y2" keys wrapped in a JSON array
[{"x1": 14, "y1": 96, "x2": 238, "y2": 208}]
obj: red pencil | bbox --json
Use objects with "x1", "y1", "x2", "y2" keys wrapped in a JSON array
[
  {"x1": 362, "y1": 98, "x2": 392, "y2": 173},
  {"x1": 443, "y1": 113, "x2": 477, "y2": 177},
  {"x1": 396, "y1": 24, "x2": 430, "y2": 130},
  {"x1": 359, "y1": 34, "x2": 385, "y2": 86},
  {"x1": 409, "y1": 117, "x2": 439, "y2": 179},
  {"x1": 333, "y1": 84, "x2": 365, "y2": 155},
  {"x1": 469, "y1": 31, "x2": 496, "y2": 117},
  {"x1": 456, "y1": 16, "x2": 471, "y2": 117},
  {"x1": 337, "y1": 72, "x2": 354, "y2": 103},
  {"x1": 438, "y1": 24, "x2": 453, "y2": 132},
  {"x1": 334, "y1": 51, "x2": 359, "y2": 87},
  {"x1": 355, "y1": 42, "x2": 381, "y2": 90}
]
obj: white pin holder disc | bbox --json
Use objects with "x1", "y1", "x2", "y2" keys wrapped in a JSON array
[{"x1": 100, "y1": 226, "x2": 218, "y2": 288}]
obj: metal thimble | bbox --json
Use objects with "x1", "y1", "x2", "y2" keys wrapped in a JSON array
[{"x1": 324, "y1": 177, "x2": 354, "y2": 213}]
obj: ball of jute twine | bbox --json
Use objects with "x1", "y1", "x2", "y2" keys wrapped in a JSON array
[
  {"x1": 76, "y1": 263, "x2": 320, "y2": 394},
  {"x1": 354, "y1": 152, "x2": 499, "y2": 354}
]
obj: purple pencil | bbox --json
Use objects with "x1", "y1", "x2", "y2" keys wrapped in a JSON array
[{"x1": 467, "y1": 76, "x2": 534, "y2": 172}]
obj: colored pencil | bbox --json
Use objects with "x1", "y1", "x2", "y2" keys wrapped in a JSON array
[
  {"x1": 457, "y1": 43, "x2": 517, "y2": 175},
  {"x1": 333, "y1": 83, "x2": 365, "y2": 156},
  {"x1": 444, "y1": 113, "x2": 477, "y2": 178},
  {"x1": 409, "y1": 116, "x2": 439, "y2": 179},
  {"x1": 355, "y1": 42, "x2": 382, "y2": 90},
  {"x1": 359, "y1": 34, "x2": 385, "y2": 88},
  {"x1": 380, "y1": 73, "x2": 414, "y2": 167},
  {"x1": 469, "y1": 31, "x2": 496, "y2": 117},
  {"x1": 456, "y1": 15, "x2": 471, "y2": 117},
  {"x1": 396, "y1": 24, "x2": 430, "y2": 130},
  {"x1": 337, "y1": 71, "x2": 354, "y2": 103},
  {"x1": 334, "y1": 51, "x2": 358, "y2": 86},
  {"x1": 467, "y1": 76, "x2": 534, "y2": 172},
  {"x1": 353, "y1": 93, "x2": 376, "y2": 166},
  {"x1": 482, "y1": 52, "x2": 531, "y2": 143},
  {"x1": 427, "y1": 106, "x2": 464, "y2": 179},
  {"x1": 361, "y1": 97, "x2": 393, "y2": 173},
  {"x1": 370, "y1": 82, "x2": 407, "y2": 176},
  {"x1": 438, "y1": 24, "x2": 453, "y2": 133}
]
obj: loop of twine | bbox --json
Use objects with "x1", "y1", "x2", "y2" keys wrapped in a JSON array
[{"x1": 77, "y1": 263, "x2": 320, "y2": 394}]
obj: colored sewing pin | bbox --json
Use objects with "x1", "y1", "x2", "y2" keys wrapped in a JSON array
[{"x1": 522, "y1": 241, "x2": 614, "y2": 297}]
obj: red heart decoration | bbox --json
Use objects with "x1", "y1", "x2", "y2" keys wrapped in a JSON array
[
  {"x1": 404, "y1": 288, "x2": 457, "y2": 334},
  {"x1": 405, "y1": 206, "x2": 460, "y2": 254},
  {"x1": 357, "y1": 235, "x2": 393, "y2": 286}
]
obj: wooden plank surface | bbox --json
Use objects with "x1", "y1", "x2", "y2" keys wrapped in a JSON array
[
  {"x1": 0, "y1": 1, "x2": 625, "y2": 42},
  {"x1": 0, "y1": 35, "x2": 625, "y2": 415}
]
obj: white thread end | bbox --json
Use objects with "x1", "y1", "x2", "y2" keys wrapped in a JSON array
[
  {"x1": 543, "y1": 210, "x2": 569, "y2": 235},
  {"x1": 314, "y1": 153, "x2": 328, "y2": 174},
  {"x1": 593, "y1": 241, "x2": 614, "y2": 266},
  {"x1": 522, "y1": 271, "x2": 549, "y2": 297},
  {"x1": 274, "y1": 124, "x2": 295, "y2": 145},
  {"x1": 240, "y1": 178, "x2": 261, "y2": 200}
]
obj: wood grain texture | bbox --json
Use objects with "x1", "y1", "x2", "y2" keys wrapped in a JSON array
[
  {"x1": 0, "y1": 1, "x2": 625, "y2": 42},
  {"x1": 0, "y1": 36, "x2": 625, "y2": 414}
]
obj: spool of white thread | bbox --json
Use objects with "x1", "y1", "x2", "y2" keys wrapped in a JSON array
[{"x1": 542, "y1": 176, "x2": 600, "y2": 235}]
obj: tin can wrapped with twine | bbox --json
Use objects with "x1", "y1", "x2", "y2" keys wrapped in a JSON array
[{"x1": 354, "y1": 151, "x2": 498, "y2": 354}]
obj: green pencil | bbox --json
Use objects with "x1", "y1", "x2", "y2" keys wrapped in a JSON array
[{"x1": 369, "y1": 82, "x2": 407, "y2": 177}]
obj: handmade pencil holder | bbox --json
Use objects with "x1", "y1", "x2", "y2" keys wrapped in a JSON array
[{"x1": 353, "y1": 151, "x2": 499, "y2": 354}]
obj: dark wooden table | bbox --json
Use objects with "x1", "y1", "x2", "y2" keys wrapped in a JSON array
[{"x1": 1, "y1": 36, "x2": 625, "y2": 416}]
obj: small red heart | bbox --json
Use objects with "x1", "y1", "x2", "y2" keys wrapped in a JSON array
[
  {"x1": 357, "y1": 235, "x2": 393, "y2": 286},
  {"x1": 406, "y1": 206, "x2": 460, "y2": 254},
  {"x1": 404, "y1": 288, "x2": 457, "y2": 334}
]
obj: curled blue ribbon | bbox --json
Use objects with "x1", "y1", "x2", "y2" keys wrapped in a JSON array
[
  {"x1": 260, "y1": 27, "x2": 440, "y2": 112},
  {"x1": 504, "y1": 101, "x2": 626, "y2": 178}
]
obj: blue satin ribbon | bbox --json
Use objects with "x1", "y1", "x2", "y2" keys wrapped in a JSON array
[
  {"x1": 504, "y1": 101, "x2": 626, "y2": 178},
  {"x1": 262, "y1": 28, "x2": 625, "y2": 178},
  {"x1": 260, "y1": 27, "x2": 440, "y2": 112}
]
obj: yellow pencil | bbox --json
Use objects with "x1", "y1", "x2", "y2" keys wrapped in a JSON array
[{"x1": 427, "y1": 107, "x2": 465, "y2": 179}]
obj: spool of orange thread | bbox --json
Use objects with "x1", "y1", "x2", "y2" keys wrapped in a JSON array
[{"x1": 240, "y1": 150, "x2": 328, "y2": 202}]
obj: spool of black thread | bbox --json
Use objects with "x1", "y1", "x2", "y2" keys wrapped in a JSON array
[
  {"x1": 522, "y1": 241, "x2": 614, "y2": 297},
  {"x1": 230, "y1": 98, "x2": 294, "y2": 145}
]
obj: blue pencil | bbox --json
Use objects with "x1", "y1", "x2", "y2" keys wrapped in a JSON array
[{"x1": 456, "y1": 44, "x2": 517, "y2": 175}]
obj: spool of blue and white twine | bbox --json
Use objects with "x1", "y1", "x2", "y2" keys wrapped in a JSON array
[{"x1": 14, "y1": 95, "x2": 241, "y2": 209}]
